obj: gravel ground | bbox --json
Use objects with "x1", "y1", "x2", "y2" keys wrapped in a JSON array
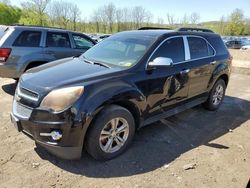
[{"x1": 0, "y1": 74, "x2": 249, "y2": 188}]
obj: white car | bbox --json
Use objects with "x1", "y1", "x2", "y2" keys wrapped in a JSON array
[{"x1": 241, "y1": 45, "x2": 250, "y2": 50}]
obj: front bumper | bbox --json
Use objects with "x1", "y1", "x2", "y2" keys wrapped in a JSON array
[{"x1": 10, "y1": 104, "x2": 86, "y2": 160}]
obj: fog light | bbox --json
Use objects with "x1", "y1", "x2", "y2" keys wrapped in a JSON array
[
  {"x1": 40, "y1": 130, "x2": 62, "y2": 141},
  {"x1": 51, "y1": 130, "x2": 62, "y2": 141}
]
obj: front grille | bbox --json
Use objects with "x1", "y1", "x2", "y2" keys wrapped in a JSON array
[{"x1": 12, "y1": 100, "x2": 32, "y2": 119}]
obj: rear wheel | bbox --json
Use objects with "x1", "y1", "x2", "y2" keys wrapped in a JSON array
[
  {"x1": 85, "y1": 105, "x2": 135, "y2": 160},
  {"x1": 203, "y1": 79, "x2": 226, "y2": 111}
]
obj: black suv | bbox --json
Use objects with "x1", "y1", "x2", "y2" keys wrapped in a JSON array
[{"x1": 11, "y1": 28, "x2": 231, "y2": 160}]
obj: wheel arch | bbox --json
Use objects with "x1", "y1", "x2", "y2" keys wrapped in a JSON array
[
  {"x1": 208, "y1": 62, "x2": 230, "y2": 90},
  {"x1": 24, "y1": 61, "x2": 48, "y2": 72}
]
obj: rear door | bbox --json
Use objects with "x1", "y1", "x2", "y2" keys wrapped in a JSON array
[
  {"x1": 185, "y1": 36, "x2": 216, "y2": 97},
  {"x1": 45, "y1": 31, "x2": 74, "y2": 60}
]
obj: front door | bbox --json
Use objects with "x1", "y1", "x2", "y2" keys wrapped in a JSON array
[{"x1": 137, "y1": 36, "x2": 190, "y2": 118}]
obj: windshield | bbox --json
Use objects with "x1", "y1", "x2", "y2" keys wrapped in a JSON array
[{"x1": 82, "y1": 34, "x2": 156, "y2": 68}]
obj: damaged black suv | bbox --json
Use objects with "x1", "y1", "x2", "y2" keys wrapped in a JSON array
[{"x1": 11, "y1": 27, "x2": 231, "y2": 160}]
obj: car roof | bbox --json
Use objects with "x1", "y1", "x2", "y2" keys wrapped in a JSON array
[
  {"x1": 116, "y1": 29, "x2": 220, "y2": 39},
  {"x1": 8, "y1": 25, "x2": 83, "y2": 34}
]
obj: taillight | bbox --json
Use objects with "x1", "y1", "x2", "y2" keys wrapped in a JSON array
[{"x1": 0, "y1": 48, "x2": 11, "y2": 62}]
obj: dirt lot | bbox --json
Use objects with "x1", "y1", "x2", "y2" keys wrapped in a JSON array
[{"x1": 0, "y1": 74, "x2": 249, "y2": 188}]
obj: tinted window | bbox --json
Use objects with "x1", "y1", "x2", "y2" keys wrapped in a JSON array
[
  {"x1": 209, "y1": 36, "x2": 228, "y2": 55},
  {"x1": 13, "y1": 31, "x2": 41, "y2": 47},
  {"x1": 151, "y1": 37, "x2": 185, "y2": 63},
  {"x1": 72, "y1": 34, "x2": 94, "y2": 49},
  {"x1": 46, "y1": 32, "x2": 71, "y2": 48},
  {"x1": 188, "y1": 37, "x2": 213, "y2": 59}
]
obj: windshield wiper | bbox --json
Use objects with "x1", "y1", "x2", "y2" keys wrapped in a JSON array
[{"x1": 82, "y1": 57, "x2": 110, "y2": 68}]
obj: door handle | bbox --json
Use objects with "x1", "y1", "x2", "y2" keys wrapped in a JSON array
[
  {"x1": 180, "y1": 69, "x2": 190, "y2": 74},
  {"x1": 210, "y1": 61, "x2": 216, "y2": 65}
]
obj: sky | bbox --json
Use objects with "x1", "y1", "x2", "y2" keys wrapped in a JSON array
[{"x1": 10, "y1": 0, "x2": 250, "y2": 23}]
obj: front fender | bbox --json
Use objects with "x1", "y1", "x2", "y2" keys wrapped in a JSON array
[{"x1": 80, "y1": 81, "x2": 145, "y2": 117}]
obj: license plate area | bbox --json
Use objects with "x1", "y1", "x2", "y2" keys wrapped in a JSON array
[{"x1": 10, "y1": 113, "x2": 22, "y2": 132}]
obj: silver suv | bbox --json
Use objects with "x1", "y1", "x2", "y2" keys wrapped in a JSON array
[{"x1": 0, "y1": 25, "x2": 96, "y2": 79}]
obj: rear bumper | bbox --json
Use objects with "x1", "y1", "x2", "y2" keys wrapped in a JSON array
[{"x1": 0, "y1": 63, "x2": 21, "y2": 78}]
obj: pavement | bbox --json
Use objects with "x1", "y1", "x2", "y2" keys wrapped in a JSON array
[{"x1": 0, "y1": 74, "x2": 250, "y2": 188}]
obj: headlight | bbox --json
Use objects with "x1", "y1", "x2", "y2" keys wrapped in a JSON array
[{"x1": 40, "y1": 86, "x2": 84, "y2": 112}]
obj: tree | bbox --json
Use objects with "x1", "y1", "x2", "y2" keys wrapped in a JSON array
[
  {"x1": 218, "y1": 16, "x2": 227, "y2": 35},
  {"x1": 0, "y1": 3, "x2": 21, "y2": 25},
  {"x1": 166, "y1": 13, "x2": 176, "y2": 27},
  {"x1": 0, "y1": 0, "x2": 10, "y2": 5},
  {"x1": 244, "y1": 19, "x2": 250, "y2": 35},
  {"x1": 181, "y1": 14, "x2": 189, "y2": 26},
  {"x1": 131, "y1": 6, "x2": 150, "y2": 29},
  {"x1": 104, "y1": 3, "x2": 116, "y2": 33},
  {"x1": 69, "y1": 4, "x2": 81, "y2": 31},
  {"x1": 190, "y1": 12, "x2": 200, "y2": 25},
  {"x1": 21, "y1": 0, "x2": 50, "y2": 26},
  {"x1": 48, "y1": 0, "x2": 78, "y2": 29},
  {"x1": 116, "y1": 8, "x2": 122, "y2": 32},
  {"x1": 157, "y1": 17, "x2": 164, "y2": 26},
  {"x1": 226, "y1": 8, "x2": 245, "y2": 35},
  {"x1": 91, "y1": 9, "x2": 101, "y2": 33}
]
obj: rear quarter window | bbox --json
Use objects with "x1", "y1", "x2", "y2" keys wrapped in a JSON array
[
  {"x1": 208, "y1": 36, "x2": 228, "y2": 55},
  {"x1": 187, "y1": 37, "x2": 215, "y2": 59},
  {"x1": 13, "y1": 31, "x2": 42, "y2": 47}
]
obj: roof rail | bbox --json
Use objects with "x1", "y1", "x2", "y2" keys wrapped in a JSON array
[
  {"x1": 176, "y1": 27, "x2": 214, "y2": 33},
  {"x1": 138, "y1": 27, "x2": 171, "y2": 30},
  {"x1": 10, "y1": 24, "x2": 64, "y2": 30}
]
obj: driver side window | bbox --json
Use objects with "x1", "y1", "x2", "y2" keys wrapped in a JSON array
[{"x1": 150, "y1": 37, "x2": 185, "y2": 64}]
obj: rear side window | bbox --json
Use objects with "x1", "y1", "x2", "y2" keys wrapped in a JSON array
[
  {"x1": 188, "y1": 37, "x2": 214, "y2": 59},
  {"x1": 46, "y1": 32, "x2": 71, "y2": 48},
  {"x1": 72, "y1": 34, "x2": 94, "y2": 49},
  {"x1": 13, "y1": 31, "x2": 41, "y2": 47},
  {"x1": 151, "y1": 37, "x2": 185, "y2": 63},
  {"x1": 209, "y1": 36, "x2": 228, "y2": 55}
]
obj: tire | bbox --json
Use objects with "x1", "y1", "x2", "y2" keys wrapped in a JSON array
[
  {"x1": 203, "y1": 79, "x2": 226, "y2": 111},
  {"x1": 85, "y1": 105, "x2": 135, "y2": 160}
]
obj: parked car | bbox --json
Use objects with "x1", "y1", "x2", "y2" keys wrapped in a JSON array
[
  {"x1": 0, "y1": 25, "x2": 96, "y2": 79},
  {"x1": 225, "y1": 40, "x2": 250, "y2": 49},
  {"x1": 241, "y1": 45, "x2": 250, "y2": 50},
  {"x1": 11, "y1": 27, "x2": 231, "y2": 160},
  {"x1": 91, "y1": 34, "x2": 111, "y2": 43}
]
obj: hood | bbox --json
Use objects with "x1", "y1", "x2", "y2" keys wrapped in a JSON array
[{"x1": 20, "y1": 57, "x2": 121, "y2": 93}]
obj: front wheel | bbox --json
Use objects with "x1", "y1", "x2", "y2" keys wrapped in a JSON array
[
  {"x1": 203, "y1": 79, "x2": 226, "y2": 111},
  {"x1": 85, "y1": 105, "x2": 135, "y2": 160}
]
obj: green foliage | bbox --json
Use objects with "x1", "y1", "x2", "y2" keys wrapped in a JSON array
[
  {"x1": 19, "y1": 8, "x2": 49, "y2": 26},
  {"x1": 0, "y1": 3, "x2": 21, "y2": 25},
  {"x1": 226, "y1": 9, "x2": 245, "y2": 36}
]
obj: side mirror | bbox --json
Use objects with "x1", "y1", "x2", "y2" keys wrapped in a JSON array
[{"x1": 148, "y1": 57, "x2": 173, "y2": 68}]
